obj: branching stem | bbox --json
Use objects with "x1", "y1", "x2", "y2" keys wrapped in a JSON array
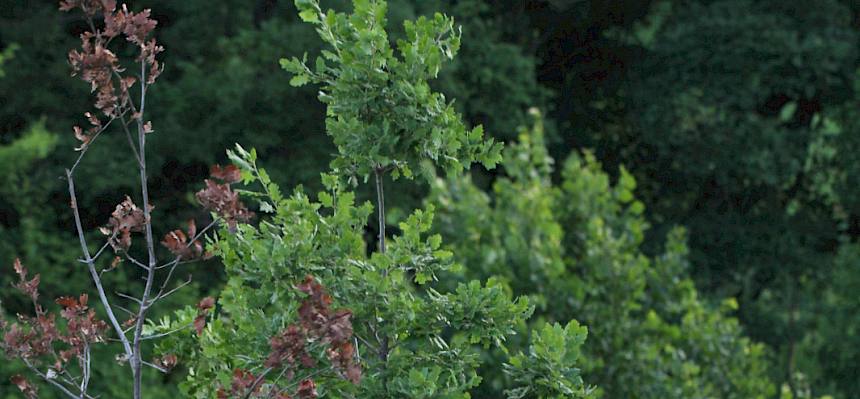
[
  {"x1": 66, "y1": 170, "x2": 133, "y2": 359},
  {"x1": 131, "y1": 57, "x2": 155, "y2": 399}
]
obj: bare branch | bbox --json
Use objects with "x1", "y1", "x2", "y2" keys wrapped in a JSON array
[
  {"x1": 140, "y1": 323, "x2": 193, "y2": 341},
  {"x1": 66, "y1": 170, "x2": 133, "y2": 359},
  {"x1": 141, "y1": 360, "x2": 168, "y2": 373},
  {"x1": 92, "y1": 231, "x2": 118, "y2": 262},
  {"x1": 68, "y1": 108, "x2": 128, "y2": 174},
  {"x1": 118, "y1": 112, "x2": 142, "y2": 165},
  {"x1": 22, "y1": 358, "x2": 95, "y2": 399},
  {"x1": 80, "y1": 343, "x2": 91, "y2": 397},
  {"x1": 152, "y1": 275, "x2": 192, "y2": 303},
  {"x1": 115, "y1": 291, "x2": 144, "y2": 305}
]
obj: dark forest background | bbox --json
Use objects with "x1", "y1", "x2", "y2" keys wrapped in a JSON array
[{"x1": 2, "y1": 0, "x2": 860, "y2": 397}]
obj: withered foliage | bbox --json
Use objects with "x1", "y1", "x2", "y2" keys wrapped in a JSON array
[
  {"x1": 214, "y1": 277, "x2": 359, "y2": 398},
  {"x1": 100, "y1": 195, "x2": 149, "y2": 251},
  {"x1": 162, "y1": 219, "x2": 207, "y2": 260},
  {"x1": 62, "y1": 0, "x2": 162, "y2": 149},
  {"x1": 153, "y1": 353, "x2": 178, "y2": 371},
  {"x1": 193, "y1": 296, "x2": 215, "y2": 336},
  {"x1": 217, "y1": 369, "x2": 262, "y2": 399},
  {"x1": 12, "y1": 258, "x2": 40, "y2": 302},
  {"x1": 210, "y1": 164, "x2": 242, "y2": 184},
  {"x1": 2, "y1": 259, "x2": 108, "y2": 397},
  {"x1": 10, "y1": 375, "x2": 38, "y2": 399},
  {"x1": 196, "y1": 165, "x2": 254, "y2": 230},
  {"x1": 1, "y1": 2, "x2": 256, "y2": 398}
]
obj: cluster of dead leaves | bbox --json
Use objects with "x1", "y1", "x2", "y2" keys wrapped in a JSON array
[
  {"x1": 216, "y1": 276, "x2": 360, "y2": 398},
  {"x1": 196, "y1": 164, "x2": 254, "y2": 231},
  {"x1": 2, "y1": 259, "x2": 108, "y2": 398},
  {"x1": 62, "y1": 0, "x2": 161, "y2": 148}
]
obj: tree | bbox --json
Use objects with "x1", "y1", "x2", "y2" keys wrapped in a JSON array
[
  {"x1": 153, "y1": 1, "x2": 591, "y2": 397},
  {"x1": 592, "y1": 0, "x2": 859, "y2": 394},
  {"x1": 427, "y1": 111, "x2": 774, "y2": 398},
  {"x1": 0, "y1": 0, "x2": 564, "y2": 395},
  {"x1": 1, "y1": 2, "x2": 236, "y2": 397}
]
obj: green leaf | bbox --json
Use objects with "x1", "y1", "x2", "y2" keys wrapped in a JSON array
[
  {"x1": 298, "y1": 8, "x2": 319, "y2": 23},
  {"x1": 289, "y1": 74, "x2": 309, "y2": 87}
]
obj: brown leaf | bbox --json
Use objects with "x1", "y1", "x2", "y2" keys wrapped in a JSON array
[
  {"x1": 161, "y1": 229, "x2": 187, "y2": 256},
  {"x1": 58, "y1": 1, "x2": 76, "y2": 12},
  {"x1": 197, "y1": 297, "x2": 215, "y2": 312},
  {"x1": 108, "y1": 255, "x2": 123, "y2": 271},
  {"x1": 196, "y1": 179, "x2": 253, "y2": 230},
  {"x1": 104, "y1": 196, "x2": 148, "y2": 251},
  {"x1": 155, "y1": 353, "x2": 178, "y2": 370},
  {"x1": 14, "y1": 273, "x2": 40, "y2": 302},
  {"x1": 123, "y1": 315, "x2": 137, "y2": 328},
  {"x1": 297, "y1": 379, "x2": 318, "y2": 399},
  {"x1": 12, "y1": 258, "x2": 26, "y2": 279},
  {"x1": 187, "y1": 219, "x2": 197, "y2": 238},
  {"x1": 193, "y1": 297, "x2": 215, "y2": 336},
  {"x1": 210, "y1": 164, "x2": 242, "y2": 183},
  {"x1": 193, "y1": 314, "x2": 206, "y2": 336},
  {"x1": 10, "y1": 375, "x2": 38, "y2": 399},
  {"x1": 55, "y1": 296, "x2": 79, "y2": 309},
  {"x1": 73, "y1": 126, "x2": 90, "y2": 150}
]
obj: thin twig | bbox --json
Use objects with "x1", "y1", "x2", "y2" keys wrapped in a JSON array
[
  {"x1": 66, "y1": 170, "x2": 133, "y2": 359},
  {"x1": 140, "y1": 323, "x2": 193, "y2": 341},
  {"x1": 123, "y1": 253, "x2": 149, "y2": 270},
  {"x1": 69, "y1": 111, "x2": 125, "y2": 174},
  {"x1": 22, "y1": 358, "x2": 95, "y2": 399},
  {"x1": 91, "y1": 231, "x2": 118, "y2": 262},
  {"x1": 152, "y1": 276, "x2": 192, "y2": 303},
  {"x1": 374, "y1": 167, "x2": 386, "y2": 255},
  {"x1": 79, "y1": 343, "x2": 90, "y2": 398},
  {"x1": 114, "y1": 303, "x2": 135, "y2": 316},
  {"x1": 119, "y1": 113, "x2": 142, "y2": 165},
  {"x1": 141, "y1": 360, "x2": 168, "y2": 373},
  {"x1": 115, "y1": 291, "x2": 143, "y2": 305}
]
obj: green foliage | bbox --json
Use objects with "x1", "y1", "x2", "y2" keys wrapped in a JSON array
[
  {"x1": 0, "y1": 120, "x2": 57, "y2": 183},
  {"x1": 156, "y1": 148, "x2": 535, "y2": 397},
  {"x1": 796, "y1": 243, "x2": 860, "y2": 398},
  {"x1": 281, "y1": 0, "x2": 502, "y2": 180},
  {"x1": 503, "y1": 320, "x2": 592, "y2": 399},
  {"x1": 428, "y1": 114, "x2": 774, "y2": 398},
  {"x1": 592, "y1": 1, "x2": 860, "y2": 395},
  {"x1": 153, "y1": 3, "x2": 565, "y2": 397},
  {"x1": 0, "y1": 1, "x2": 558, "y2": 395},
  {"x1": 628, "y1": 0, "x2": 856, "y2": 193},
  {"x1": 5, "y1": 0, "x2": 859, "y2": 396}
]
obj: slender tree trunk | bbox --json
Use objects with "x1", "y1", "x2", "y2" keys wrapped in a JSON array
[
  {"x1": 132, "y1": 59, "x2": 155, "y2": 399},
  {"x1": 375, "y1": 167, "x2": 386, "y2": 255},
  {"x1": 374, "y1": 167, "x2": 389, "y2": 363}
]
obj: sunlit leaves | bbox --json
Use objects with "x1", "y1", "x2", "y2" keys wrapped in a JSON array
[
  {"x1": 280, "y1": 0, "x2": 501, "y2": 180},
  {"x1": 504, "y1": 321, "x2": 592, "y2": 399},
  {"x1": 157, "y1": 147, "x2": 532, "y2": 397}
]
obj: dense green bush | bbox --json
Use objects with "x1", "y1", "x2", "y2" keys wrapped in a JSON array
[{"x1": 428, "y1": 114, "x2": 774, "y2": 398}]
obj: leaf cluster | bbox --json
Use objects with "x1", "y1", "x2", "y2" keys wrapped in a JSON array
[{"x1": 280, "y1": 0, "x2": 502, "y2": 180}]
